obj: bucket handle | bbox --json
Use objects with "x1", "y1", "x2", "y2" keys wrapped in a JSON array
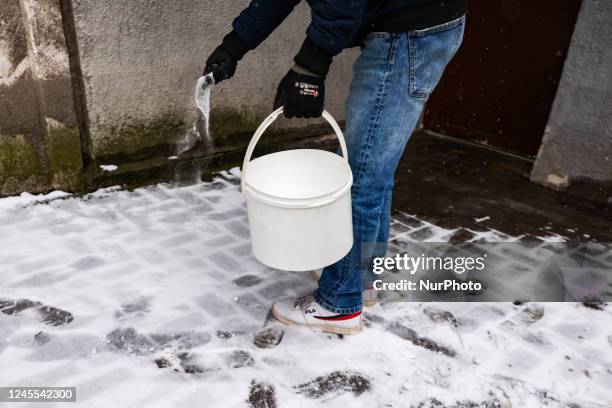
[{"x1": 241, "y1": 107, "x2": 349, "y2": 193}]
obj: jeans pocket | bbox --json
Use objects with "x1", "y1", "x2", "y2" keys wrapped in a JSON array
[{"x1": 408, "y1": 17, "x2": 465, "y2": 99}]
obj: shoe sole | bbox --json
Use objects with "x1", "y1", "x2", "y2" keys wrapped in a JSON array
[
  {"x1": 272, "y1": 305, "x2": 362, "y2": 335},
  {"x1": 310, "y1": 270, "x2": 378, "y2": 308}
]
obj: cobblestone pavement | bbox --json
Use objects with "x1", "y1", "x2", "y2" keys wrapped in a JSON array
[{"x1": 1, "y1": 169, "x2": 611, "y2": 408}]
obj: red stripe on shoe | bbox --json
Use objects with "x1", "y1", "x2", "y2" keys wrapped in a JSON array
[{"x1": 314, "y1": 311, "x2": 362, "y2": 321}]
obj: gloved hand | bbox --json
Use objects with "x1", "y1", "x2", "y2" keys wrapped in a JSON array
[
  {"x1": 273, "y1": 67, "x2": 325, "y2": 118},
  {"x1": 204, "y1": 31, "x2": 249, "y2": 84},
  {"x1": 204, "y1": 48, "x2": 237, "y2": 83}
]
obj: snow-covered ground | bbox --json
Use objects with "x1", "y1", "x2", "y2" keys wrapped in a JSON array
[{"x1": 1, "y1": 169, "x2": 611, "y2": 408}]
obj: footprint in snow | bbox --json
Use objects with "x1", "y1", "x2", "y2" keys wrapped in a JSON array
[
  {"x1": 253, "y1": 327, "x2": 284, "y2": 349},
  {"x1": 582, "y1": 297, "x2": 607, "y2": 311},
  {"x1": 0, "y1": 298, "x2": 73, "y2": 326},
  {"x1": 518, "y1": 305, "x2": 545, "y2": 324},
  {"x1": 423, "y1": 306, "x2": 458, "y2": 325},
  {"x1": 247, "y1": 381, "x2": 276, "y2": 408},
  {"x1": 387, "y1": 322, "x2": 456, "y2": 357},
  {"x1": 154, "y1": 351, "x2": 212, "y2": 375},
  {"x1": 223, "y1": 349, "x2": 254, "y2": 368},
  {"x1": 415, "y1": 398, "x2": 502, "y2": 408},
  {"x1": 106, "y1": 327, "x2": 210, "y2": 355},
  {"x1": 294, "y1": 370, "x2": 370, "y2": 399}
]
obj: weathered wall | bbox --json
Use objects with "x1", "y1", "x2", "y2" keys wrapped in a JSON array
[
  {"x1": 70, "y1": 0, "x2": 358, "y2": 164},
  {"x1": 531, "y1": 0, "x2": 612, "y2": 200},
  {"x1": 1, "y1": 0, "x2": 357, "y2": 196},
  {"x1": 0, "y1": 0, "x2": 82, "y2": 196}
]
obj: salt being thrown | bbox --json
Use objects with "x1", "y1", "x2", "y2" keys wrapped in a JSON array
[
  {"x1": 195, "y1": 73, "x2": 215, "y2": 143},
  {"x1": 176, "y1": 73, "x2": 215, "y2": 155}
]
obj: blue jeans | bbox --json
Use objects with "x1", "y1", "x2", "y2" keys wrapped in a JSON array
[{"x1": 314, "y1": 16, "x2": 465, "y2": 314}]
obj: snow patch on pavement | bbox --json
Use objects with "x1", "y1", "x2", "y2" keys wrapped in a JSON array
[
  {"x1": 0, "y1": 169, "x2": 610, "y2": 408},
  {"x1": 100, "y1": 165, "x2": 118, "y2": 172},
  {"x1": 0, "y1": 190, "x2": 71, "y2": 210}
]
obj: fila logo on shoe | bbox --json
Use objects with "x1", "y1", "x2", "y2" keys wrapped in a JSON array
[{"x1": 272, "y1": 295, "x2": 363, "y2": 335}]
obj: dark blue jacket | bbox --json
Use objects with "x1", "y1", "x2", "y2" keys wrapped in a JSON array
[
  {"x1": 234, "y1": 0, "x2": 365, "y2": 56},
  {"x1": 231, "y1": 0, "x2": 467, "y2": 76}
]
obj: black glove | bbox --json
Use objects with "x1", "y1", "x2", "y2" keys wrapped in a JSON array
[
  {"x1": 204, "y1": 31, "x2": 249, "y2": 84},
  {"x1": 273, "y1": 69, "x2": 325, "y2": 119}
]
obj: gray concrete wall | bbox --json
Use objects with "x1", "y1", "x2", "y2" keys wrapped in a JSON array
[
  {"x1": 531, "y1": 0, "x2": 612, "y2": 199},
  {"x1": 70, "y1": 0, "x2": 358, "y2": 164},
  {"x1": 0, "y1": 0, "x2": 82, "y2": 196}
]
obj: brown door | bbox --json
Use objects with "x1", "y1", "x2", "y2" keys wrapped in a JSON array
[{"x1": 425, "y1": 0, "x2": 582, "y2": 157}]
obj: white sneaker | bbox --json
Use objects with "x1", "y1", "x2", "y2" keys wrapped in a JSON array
[
  {"x1": 272, "y1": 294, "x2": 362, "y2": 335},
  {"x1": 310, "y1": 269, "x2": 379, "y2": 307}
]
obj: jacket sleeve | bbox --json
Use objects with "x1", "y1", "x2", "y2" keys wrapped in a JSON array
[
  {"x1": 232, "y1": 0, "x2": 302, "y2": 50},
  {"x1": 295, "y1": 0, "x2": 368, "y2": 76},
  {"x1": 307, "y1": 0, "x2": 368, "y2": 55}
]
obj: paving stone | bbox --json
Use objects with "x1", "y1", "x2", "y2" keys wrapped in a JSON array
[
  {"x1": 204, "y1": 234, "x2": 236, "y2": 247},
  {"x1": 159, "y1": 232, "x2": 199, "y2": 248},
  {"x1": 194, "y1": 293, "x2": 237, "y2": 318},
  {"x1": 114, "y1": 297, "x2": 151, "y2": 320},
  {"x1": 409, "y1": 226, "x2": 435, "y2": 241},
  {"x1": 224, "y1": 219, "x2": 251, "y2": 238},
  {"x1": 70, "y1": 255, "x2": 106, "y2": 270},
  {"x1": 233, "y1": 275, "x2": 263, "y2": 288},
  {"x1": 448, "y1": 229, "x2": 477, "y2": 243}
]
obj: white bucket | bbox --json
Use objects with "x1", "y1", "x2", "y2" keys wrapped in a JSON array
[{"x1": 241, "y1": 108, "x2": 353, "y2": 272}]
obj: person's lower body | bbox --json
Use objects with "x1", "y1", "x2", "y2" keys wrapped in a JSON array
[{"x1": 273, "y1": 16, "x2": 465, "y2": 334}]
